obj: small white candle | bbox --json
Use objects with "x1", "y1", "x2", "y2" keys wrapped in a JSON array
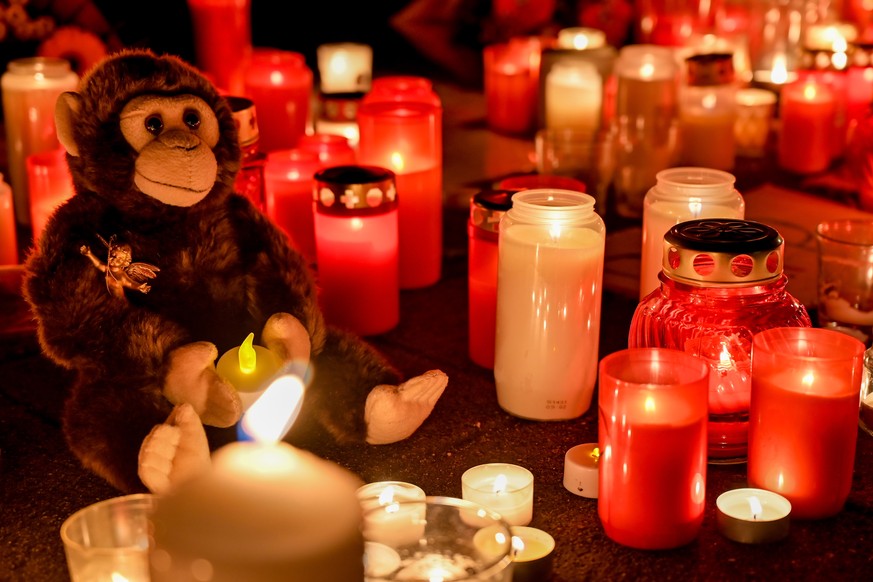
[
  {"x1": 716, "y1": 488, "x2": 791, "y2": 544},
  {"x1": 357, "y1": 481, "x2": 427, "y2": 547},
  {"x1": 461, "y1": 463, "x2": 534, "y2": 526}
]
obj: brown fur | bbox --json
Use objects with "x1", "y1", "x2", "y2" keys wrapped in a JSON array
[{"x1": 22, "y1": 50, "x2": 401, "y2": 492}]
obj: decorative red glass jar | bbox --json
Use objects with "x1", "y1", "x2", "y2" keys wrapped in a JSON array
[{"x1": 628, "y1": 219, "x2": 811, "y2": 463}]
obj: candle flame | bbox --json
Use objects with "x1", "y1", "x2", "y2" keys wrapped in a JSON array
[
  {"x1": 801, "y1": 371, "x2": 815, "y2": 387},
  {"x1": 590, "y1": 447, "x2": 600, "y2": 462},
  {"x1": 771, "y1": 55, "x2": 788, "y2": 84},
  {"x1": 390, "y1": 152, "x2": 405, "y2": 172},
  {"x1": 239, "y1": 332, "x2": 257, "y2": 374},
  {"x1": 748, "y1": 495, "x2": 763, "y2": 520},
  {"x1": 803, "y1": 83, "x2": 818, "y2": 100},
  {"x1": 240, "y1": 372, "x2": 304, "y2": 443},
  {"x1": 493, "y1": 473, "x2": 508, "y2": 494},
  {"x1": 640, "y1": 62, "x2": 655, "y2": 79},
  {"x1": 511, "y1": 535, "x2": 525, "y2": 556},
  {"x1": 718, "y1": 344, "x2": 733, "y2": 369},
  {"x1": 378, "y1": 485, "x2": 396, "y2": 505},
  {"x1": 111, "y1": 574, "x2": 130, "y2": 582}
]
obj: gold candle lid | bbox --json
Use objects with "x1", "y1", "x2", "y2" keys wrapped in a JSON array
[
  {"x1": 313, "y1": 165, "x2": 397, "y2": 216},
  {"x1": 226, "y1": 96, "x2": 259, "y2": 148},
  {"x1": 470, "y1": 189, "x2": 515, "y2": 235}
]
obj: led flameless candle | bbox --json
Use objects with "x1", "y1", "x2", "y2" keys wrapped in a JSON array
[
  {"x1": 313, "y1": 165, "x2": 400, "y2": 336},
  {"x1": 777, "y1": 79, "x2": 835, "y2": 174},
  {"x1": 509, "y1": 526, "x2": 555, "y2": 582},
  {"x1": 748, "y1": 327, "x2": 865, "y2": 519},
  {"x1": 483, "y1": 37, "x2": 544, "y2": 136},
  {"x1": 357, "y1": 481, "x2": 427, "y2": 547},
  {"x1": 242, "y1": 49, "x2": 313, "y2": 151},
  {"x1": 563, "y1": 443, "x2": 600, "y2": 498},
  {"x1": 26, "y1": 148, "x2": 75, "y2": 243},
  {"x1": 216, "y1": 332, "x2": 282, "y2": 410},
  {"x1": 461, "y1": 463, "x2": 534, "y2": 526},
  {"x1": 357, "y1": 101, "x2": 442, "y2": 289},
  {"x1": 186, "y1": 0, "x2": 251, "y2": 95},
  {"x1": 264, "y1": 148, "x2": 323, "y2": 265},
  {"x1": 716, "y1": 488, "x2": 791, "y2": 544},
  {"x1": 494, "y1": 189, "x2": 604, "y2": 420},
  {"x1": 149, "y1": 371, "x2": 366, "y2": 581},
  {"x1": 598, "y1": 348, "x2": 709, "y2": 550}
]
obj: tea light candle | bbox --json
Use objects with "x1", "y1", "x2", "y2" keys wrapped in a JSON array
[
  {"x1": 316, "y1": 42, "x2": 373, "y2": 94},
  {"x1": 357, "y1": 481, "x2": 427, "y2": 547},
  {"x1": 563, "y1": 443, "x2": 599, "y2": 498},
  {"x1": 777, "y1": 79, "x2": 835, "y2": 174},
  {"x1": 149, "y1": 372, "x2": 366, "y2": 581},
  {"x1": 716, "y1": 488, "x2": 791, "y2": 544},
  {"x1": 216, "y1": 332, "x2": 282, "y2": 411},
  {"x1": 510, "y1": 526, "x2": 555, "y2": 582},
  {"x1": 461, "y1": 463, "x2": 533, "y2": 526}
]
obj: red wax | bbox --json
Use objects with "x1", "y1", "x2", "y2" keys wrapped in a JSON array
[
  {"x1": 598, "y1": 348, "x2": 709, "y2": 550},
  {"x1": 264, "y1": 148, "x2": 323, "y2": 264},
  {"x1": 483, "y1": 37, "x2": 543, "y2": 136},
  {"x1": 797, "y1": 69, "x2": 848, "y2": 160},
  {"x1": 777, "y1": 79, "x2": 835, "y2": 174},
  {"x1": 25, "y1": 147, "x2": 74, "y2": 242},
  {"x1": 187, "y1": 0, "x2": 252, "y2": 95},
  {"x1": 315, "y1": 211, "x2": 399, "y2": 336},
  {"x1": 243, "y1": 49, "x2": 312, "y2": 151},
  {"x1": 298, "y1": 134, "x2": 357, "y2": 167},
  {"x1": 847, "y1": 67, "x2": 873, "y2": 126},
  {"x1": 357, "y1": 101, "x2": 442, "y2": 289},
  {"x1": 748, "y1": 327, "x2": 865, "y2": 519},
  {"x1": 497, "y1": 174, "x2": 587, "y2": 193},
  {"x1": 468, "y1": 225, "x2": 499, "y2": 369}
]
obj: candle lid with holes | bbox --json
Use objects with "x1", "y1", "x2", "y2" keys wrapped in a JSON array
[
  {"x1": 226, "y1": 96, "x2": 260, "y2": 148},
  {"x1": 470, "y1": 189, "x2": 515, "y2": 235},
  {"x1": 662, "y1": 219, "x2": 784, "y2": 286},
  {"x1": 314, "y1": 165, "x2": 397, "y2": 216}
]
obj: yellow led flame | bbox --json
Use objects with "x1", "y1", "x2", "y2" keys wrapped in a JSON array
[{"x1": 239, "y1": 332, "x2": 257, "y2": 375}]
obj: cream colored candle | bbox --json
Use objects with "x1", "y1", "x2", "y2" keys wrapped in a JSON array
[
  {"x1": 494, "y1": 190, "x2": 605, "y2": 420},
  {"x1": 357, "y1": 481, "x2": 427, "y2": 547},
  {"x1": 461, "y1": 463, "x2": 534, "y2": 526},
  {"x1": 545, "y1": 60, "x2": 602, "y2": 133}
]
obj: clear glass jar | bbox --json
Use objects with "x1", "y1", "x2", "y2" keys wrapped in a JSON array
[
  {"x1": 629, "y1": 218, "x2": 811, "y2": 463},
  {"x1": 494, "y1": 189, "x2": 605, "y2": 420},
  {"x1": 678, "y1": 52, "x2": 737, "y2": 171}
]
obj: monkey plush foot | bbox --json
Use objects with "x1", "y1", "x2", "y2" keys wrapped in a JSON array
[
  {"x1": 261, "y1": 312, "x2": 312, "y2": 365},
  {"x1": 163, "y1": 341, "x2": 242, "y2": 427},
  {"x1": 138, "y1": 404, "x2": 211, "y2": 494},
  {"x1": 364, "y1": 370, "x2": 448, "y2": 444}
]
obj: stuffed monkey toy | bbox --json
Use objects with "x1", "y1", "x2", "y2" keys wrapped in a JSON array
[{"x1": 23, "y1": 49, "x2": 447, "y2": 494}]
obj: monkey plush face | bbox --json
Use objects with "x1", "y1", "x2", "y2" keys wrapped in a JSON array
[{"x1": 54, "y1": 49, "x2": 241, "y2": 214}]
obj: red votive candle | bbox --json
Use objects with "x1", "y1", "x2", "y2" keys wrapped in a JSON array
[
  {"x1": 26, "y1": 147, "x2": 74, "y2": 243},
  {"x1": 186, "y1": 0, "x2": 252, "y2": 95},
  {"x1": 298, "y1": 133, "x2": 357, "y2": 167},
  {"x1": 264, "y1": 148, "x2": 323, "y2": 265},
  {"x1": 748, "y1": 327, "x2": 865, "y2": 519},
  {"x1": 357, "y1": 101, "x2": 442, "y2": 289},
  {"x1": 314, "y1": 165, "x2": 399, "y2": 336},
  {"x1": 598, "y1": 347, "x2": 709, "y2": 550},
  {"x1": 777, "y1": 78, "x2": 835, "y2": 174},
  {"x1": 483, "y1": 37, "x2": 543, "y2": 136},
  {"x1": 243, "y1": 49, "x2": 313, "y2": 151},
  {"x1": 468, "y1": 189, "x2": 514, "y2": 369}
]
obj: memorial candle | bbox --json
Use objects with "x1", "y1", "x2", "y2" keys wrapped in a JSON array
[
  {"x1": 26, "y1": 148, "x2": 75, "y2": 242},
  {"x1": 748, "y1": 327, "x2": 865, "y2": 519},
  {"x1": 186, "y1": 0, "x2": 251, "y2": 95},
  {"x1": 264, "y1": 148, "x2": 323, "y2": 265},
  {"x1": 777, "y1": 79, "x2": 835, "y2": 174},
  {"x1": 544, "y1": 60, "x2": 603, "y2": 132},
  {"x1": 298, "y1": 133, "x2": 356, "y2": 167},
  {"x1": 0, "y1": 175, "x2": 17, "y2": 265},
  {"x1": 483, "y1": 37, "x2": 543, "y2": 136}
]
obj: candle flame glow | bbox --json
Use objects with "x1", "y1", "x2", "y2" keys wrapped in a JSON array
[
  {"x1": 240, "y1": 372, "x2": 305, "y2": 443},
  {"x1": 644, "y1": 395, "x2": 656, "y2": 413},
  {"x1": 801, "y1": 371, "x2": 815, "y2": 388},
  {"x1": 718, "y1": 343, "x2": 733, "y2": 369},
  {"x1": 771, "y1": 55, "x2": 788, "y2": 84},
  {"x1": 391, "y1": 152, "x2": 405, "y2": 172},
  {"x1": 111, "y1": 573, "x2": 130, "y2": 582},
  {"x1": 511, "y1": 535, "x2": 525, "y2": 556},
  {"x1": 748, "y1": 495, "x2": 763, "y2": 520},
  {"x1": 239, "y1": 332, "x2": 257, "y2": 374},
  {"x1": 493, "y1": 473, "x2": 508, "y2": 494},
  {"x1": 640, "y1": 62, "x2": 655, "y2": 79},
  {"x1": 803, "y1": 83, "x2": 818, "y2": 101}
]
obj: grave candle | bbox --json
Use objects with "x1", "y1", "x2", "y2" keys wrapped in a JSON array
[
  {"x1": 777, "y1": 79, "x2": 835, "y2": 174},
  {"x1": 0, "y1": 175, "x2": 17, "y2": 265},
  {"x1": 186, "y1": 0, "x2": 251, "y2": 95},
  {"x1": 316, "y1": 42, "x2": 372, "y2": 95},
  {"x1": 483, "y1": 37, "x2": 543, "y2": 136},
  {"x1": 297, "y1": 133, "x2": 357, "y2": 167},
  {"x1": 26, "y1": 148, "x2": 75, "y2": 243},
  {"x1": 545, "y1": 60, "x2": 603, "y2": 132},
  {"x1": 461, "y1": 463, "x2": 534, "y2": 526},
  {"x1": 264, "y1": 148, "x2": 323, "y2": 265}
]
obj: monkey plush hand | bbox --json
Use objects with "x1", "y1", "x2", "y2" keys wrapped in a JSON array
[{"x1": 23, "y1": 49, "x2": 447, "y2": 494}]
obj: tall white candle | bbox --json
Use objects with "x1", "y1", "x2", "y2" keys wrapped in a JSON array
[
  {"x1": 494, "y1": 190, "x2": 605, "y2": 420},
  {"x1": 545, "y1": 60, "x2": 603, "y2": 133}
]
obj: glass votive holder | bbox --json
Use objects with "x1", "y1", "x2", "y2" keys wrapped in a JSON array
[
  {"x1": 362, "y1": 496, "x2": 514, "y2": 582},
  {"x1": 734, "y1": 87, "x2": 777, "y2": 158},
  {"x1": 461, "y1": 463, "x2": 534, "y2": 526},
  {"x1": 60, "y1": 493, "x2": 156, "y2": 582},
  {"x1": 297, "y1": 133, "x2": 357, "y2": 167}
]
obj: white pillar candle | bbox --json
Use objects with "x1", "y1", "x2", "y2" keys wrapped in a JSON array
[
  {"x1": 545, "y1": 60, "x2": 603, "y2": 133},
  {"x1": 461, "y1": 463, "x2": 534, "y2": 526}
]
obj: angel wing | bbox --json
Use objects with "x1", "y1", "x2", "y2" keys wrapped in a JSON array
[{"x1": 125, "y1": 262, "x2": 161, "y2": 284}]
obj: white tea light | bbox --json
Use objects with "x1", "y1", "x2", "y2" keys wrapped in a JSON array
[
  {"x1": 716, "y1": 488, "x2": 791, "y2": 544},
  {"x1": 510, "y1": 526, "x2": 556, "y2": 582},
  {"x1": 461, "y1": 463, "x2": 534, "y2": 526},
  {"x1": 563, "y1": 442, "x2": 600, "y2": 498}
]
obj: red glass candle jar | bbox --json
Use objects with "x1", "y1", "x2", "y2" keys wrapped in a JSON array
[
  {"x1": 186, "y1": 0, "x2": 251, "y2": 95},
  {"x1": 629, "y1": 219, "x2": 811, "y2": 464},
  {"x1": 314, "y1": 165, "x2": 399, "y2": 336},
  {"x1": 297, "y1": 134, "x2": 356, "y2": 167},
  {"x1": 357, "y1": 101, "x2": 442, "y2": 289},
  {"x1": 468, "y1": 189, "x2": 514, "y2": 369},
  {"x1": 264, "y1": 148, "x2": 323, "y2": 265},
  {"x1": 243, "y1": 49, "x2": 313, "y2": 152},
  {"x1": 483, "y1": 37, "x2": 544, "y2": 136},
  {"x1": 362, "y1": 76, "x2": 442, "y2": 108}
]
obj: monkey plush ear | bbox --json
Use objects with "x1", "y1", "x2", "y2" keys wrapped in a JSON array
[{"x1": 55, "y1": 92, "x2": 81, "y2": 157}]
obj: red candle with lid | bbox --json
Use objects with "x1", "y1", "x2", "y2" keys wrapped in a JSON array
[
  {"x1": 314, "y1": 165, "x2": 399, "y2": 336},
  {"x1": 243, "y1": 49, "x2": 313, "y2": 151}
]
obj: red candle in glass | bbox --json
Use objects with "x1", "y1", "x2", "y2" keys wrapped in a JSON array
[
  {"x1": 186, "y1": 0, "x2": 252, "y2": 95},
  {"x1": 362, "y1": 76, "x2": 441, "y2": 108},
  {"x1": 777, "y1": 79, "x2": 835, "y2": 174},
  {"x1": 314, "y1": 165, "x2": 399, "y2": 336},
  {"x1": 468, "y1": 189, "x2": 514, "y2": 369},
  {"x1": 483, "y1": 37, "x2": 543, "y2": 136},
  {"x1": 748, "y1": 327, "x2": 865, "y2": 519},
  {"x1": 357, "y1": 101, "x2": 442, "y2": 289},
  {"x1": 26, "y1": 147, "x2": 74, "y2": 243},
  {"x1": 0, "y1": 175, "x2": 16, "y2": 265},
  {"x1": 264, "y1": 148, "x2": 323, "y2": 265},
  {"x1": 243, "y1": 49, "x2": 313, "y2": 152},
  {"x1": 598, "y1": 348, "x2": 709, "y2": 550},
  {"x1": 297, "y1": 133, "x2": 356, "y2": 167},
  {"x1": 797, "y1": 68, "x2": 849, "y2": 161}
]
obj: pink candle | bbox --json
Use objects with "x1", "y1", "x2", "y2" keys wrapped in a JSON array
[
  {"x1": 777, "y1": 79, "x2": 835, "y2": 174},
  {"x1": 749, "y1": 327, "x2": 865, "y2": 519},
  {"x1": 598, "y1": 348, "x2": 709, "y2": 550},
  {"x1": 264, "y1": 148, "x2": 323, "y2": 265},
  {"x1": 243, "y1": 49, "x2": 313, "y2": 151},
  {"x1": 297, "y1": 134, "x2": 357, "y2": 167},
  {"x1": 483, "y1": 37, "x2": 543, "y2": 136},
  {"x1": 0, "y1": 174, "x2": 16, "y2": 265},
  {"x1": 186, "y1": 0, "x2": 252, "y2": 95},
  {"x1": 357, "y1": 101, "x2": 442, "y2": 289},
  {"x1": 314, "y1": 166, "x2": 399, "y2": 336},
  {"x1": 26, "y1": 148, "x2": 75, "y2": 242}
]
